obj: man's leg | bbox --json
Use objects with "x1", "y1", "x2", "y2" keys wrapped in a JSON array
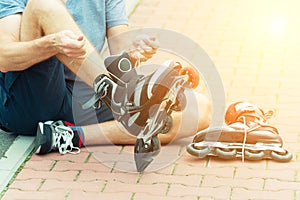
[
  {"x1": 1, "y1": 56, "x2": 74, "y2": 135},
  {"x1": 81, "y1": 90, "x2": 211, "y2": 146},
  {"x1": 21, "y1": 0, "x2": 105, "y2": 87}
]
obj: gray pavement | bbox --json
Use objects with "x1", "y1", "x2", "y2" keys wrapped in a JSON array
[
  {"x1": 0, "y1": 135, "x2": 35, "y2": 195},
  {"x1": 0, "y1": 132, "x2": 17, "y2": 159}
]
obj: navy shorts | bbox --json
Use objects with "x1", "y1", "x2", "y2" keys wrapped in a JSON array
[{"x1": 0, "y1": 57, "x2": 113, "y2": 136}]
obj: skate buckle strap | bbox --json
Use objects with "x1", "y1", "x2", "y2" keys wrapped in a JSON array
[
  {"x1": 82, "y1": 75, "x2": 111, "y2": 110},
  {"x1": 134, "y1": 56, "x2": 141, "y2": 68},
  {"x1": 54, "y1": 125, "x2": 80, "y2": 155}
]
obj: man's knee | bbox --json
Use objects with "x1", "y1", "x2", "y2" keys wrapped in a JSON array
[
  {"x1": 199, "y1": 94, "x2": 212, "y2": 129},
  {"x1": 188, "y1": 91, "x2": 212, "y2": 131},
  {"x1": 21, "y1": 0, "x2": 65, "y2": 40},
  {"x1": 26, "y1": 0, "x2": 65, "y2": 16}
]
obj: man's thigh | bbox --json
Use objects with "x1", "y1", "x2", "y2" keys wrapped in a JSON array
[
  {"x1": 0, "y1": 57, "x2": 73, "y2": 135},
  {"x1": 20, "y1": 0, "x2": 69, "y2": 41}
]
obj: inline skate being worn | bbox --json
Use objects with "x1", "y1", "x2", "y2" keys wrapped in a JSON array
[
  {"x1": 83, "y1": 52, "x2": 198, "y2": 172},
  {"x1": 187, "y1": 101, "x2": 292, "y2": 162}
]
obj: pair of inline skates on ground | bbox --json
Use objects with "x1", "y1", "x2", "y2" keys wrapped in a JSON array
[{"x1": 35, "y1": 51, "x2": 292, "y2": 172}]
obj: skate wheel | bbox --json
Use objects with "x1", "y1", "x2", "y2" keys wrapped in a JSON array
[
  {"x1": 180, "y1": 66, "x2": 200, "y2": 89},
  {"x1": 271, "y1": 150, "x2": 293, "y2": 162},
  {"x1": 186, "y1": 143, "x2": 210, "y2": 158},
  {"x1": 215, "y1": 148, "x2": 237, "y2": 159},
  {"x1": 244, "y1": 150, "x2": 265, "y2": 161}
]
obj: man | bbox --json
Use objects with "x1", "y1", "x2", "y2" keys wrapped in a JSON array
[{"x1": 0, "y1": 0, "x2": 211, "y2": 160}]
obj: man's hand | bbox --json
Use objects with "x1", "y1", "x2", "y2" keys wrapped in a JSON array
[
  {"x1": 129, "y1": 34, "x2": 159, "y2": 65},
  {"x1": 54, "y1": 30, "x2": 87, "y2": 58}
]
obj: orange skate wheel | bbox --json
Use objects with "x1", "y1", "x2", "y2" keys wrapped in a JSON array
[{"x1": 180, "y1": 66, "x2": 200, "y2": 89}]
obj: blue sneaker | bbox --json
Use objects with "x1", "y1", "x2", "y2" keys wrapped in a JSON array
[{"x1": 34, "y1": 120, "x2": 80, "y2": 155}]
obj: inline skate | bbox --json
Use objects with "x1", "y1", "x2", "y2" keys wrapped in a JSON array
[
  {"x1": 83, "y1": 52, "x2": 197, "y2": 171},
  {"x1": 187, "y1": 101, "x2": 292, "y2": 162}
]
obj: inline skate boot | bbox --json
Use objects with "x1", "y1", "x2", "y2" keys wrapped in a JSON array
[
  {"x1": 187, "y1": 101, "x2": 292, "y2": 162},
  {"x1": 83, "y1": 52, "x2": 196, "y2": 171}
]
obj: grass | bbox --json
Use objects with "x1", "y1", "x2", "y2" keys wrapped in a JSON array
[{"x1": 0, "y1": 150, "x2": 34, "y2": 199}]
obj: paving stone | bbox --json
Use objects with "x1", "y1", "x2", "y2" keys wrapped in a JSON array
[
  {"x1": 9, "y1": 179, "x2": 43, "y2": 191},
  {"x1": 235, "y1": 167, "x2": 296, "y2": 182},
  {"x1": 104, "y1": 181, "x2": 168, "y2": 196},
  {"x1": 2, "y1": 189, "x2": 67, "y2": 200},
  {"x1": 16, "y1": 168, "x2": 79, "y2": 182},
  {"x1": 52, "y1": 160, "x2": 111, "y2": 172},
  {"x1": 40, "y1": 179, "x2": 105, "y2": 192},
  {"x1": 67, "y1": 191, "x2": 133, "y2": 200},
  {"x1": 22, "y1": 160, "x2": 56, "y2": 171},
  {"x1": 264, "y1": 179, "x2": 300, "y2": 191},
  {"x1": 202, "y1": 175, "x2": 264, "y2": 190},
  {"x1": 138, "y1": 173, "x2": 202, "y2": 187},
  {"x1": 76, "y1": 170, "x2": 140, "y2": 184},
  {"x1": 167, "y1": 184, "x2": 231, "y2": 199},
  {"x1": 231, "y1": 188, "x2": 295, "y2": 200}
]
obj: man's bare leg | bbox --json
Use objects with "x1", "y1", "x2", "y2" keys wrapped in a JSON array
[
  {"x1": 82, "y1": 90, "x2": 211, "y2": 145},
  {"x1": 20, "y1": 0, "x2": 104, "y2": 87}
]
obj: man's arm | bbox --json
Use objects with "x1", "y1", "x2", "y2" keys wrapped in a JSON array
[
  {"x1": 0, "y1": 14, "x2": 57, "y2": 72},
  {"x1": 106, "y1": 25, "x2": 159, "y2": 63},
  {"x1": 0, "y1": 14, "x2": 86, "y2": 73},
  {"x1": 106, "y1": 24, "x2": 129, "y2": 55}
]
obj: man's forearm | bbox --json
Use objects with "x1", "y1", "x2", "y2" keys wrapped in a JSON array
[
  {"x1": 107, "y1": 25, "x2": 129, "y2": 55},
  {"x1": 0, "y1": 34, "x2": 57, "y2": 72}
]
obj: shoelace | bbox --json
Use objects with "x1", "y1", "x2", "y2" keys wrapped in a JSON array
[
  {"x1": 54, "y1": 125, "x2": 80, "y2": 155},
  {"x1": 241, "y1": 116, "x2": 247, "y2": 163},
  {"x1": 240, "y1": 109, "x2": 275, "y2": 162}
]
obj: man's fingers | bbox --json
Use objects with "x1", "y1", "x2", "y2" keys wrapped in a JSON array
[
  {"x1": 54, "y1": 30, "x2": 87, "y2": 58},
  {"x1": 142, "y1": 37, "x2": 159, "y2": 49},
  {"x1": 132, "y1": 42, "x2": 157, "y2": 54},
  {"x1": 77, "y1": 35, "x2": 84, "y2": 41},
  {"x1": 62, "y1": 46, "x2": 87, "y2": 57},
  {"x1": 133, "y1": 37, "x2": 159, "y2": 49},
  {"x1": 63, "y1": 30, "x2": 83, "y2": 40},
  {"x1": 60, "y1": 37, "x2": 86, "y2": 49},
  {"x1": 56, "y1": 30, "x2": 86, "y2": 48},
  {"x1": 129, "y1": 35, "x2": 159, "y2": 64},
  {"x1": 130, "y1": 51, "x2": 153, "y2": 63}
]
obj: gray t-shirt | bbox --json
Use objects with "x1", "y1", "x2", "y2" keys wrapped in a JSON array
[{"x1": 0, "y1": 0, "x2": 129, "y2": 81}]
